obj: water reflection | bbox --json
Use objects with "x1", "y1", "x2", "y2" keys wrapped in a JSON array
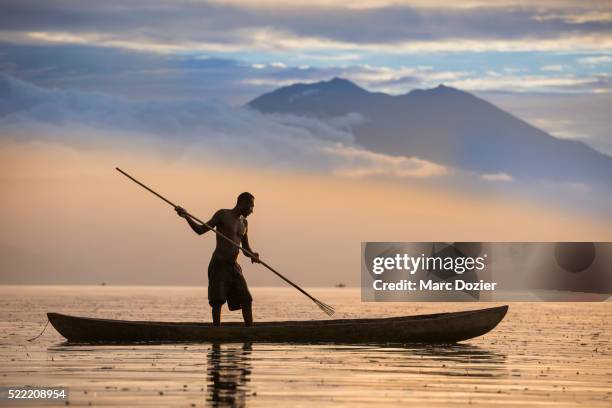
[
  {"x1": 206, "y1": 343, "x2": 252, "y2": 407},
  {"x1": 408, "y1": 343, "x2": 507, "y2": 364},
  {"x1": 404, "y1": 344, "x2": 508, "y2": 378},
  {"x1": 317, "y1": 343, "x2": 507, "y2": 379}
]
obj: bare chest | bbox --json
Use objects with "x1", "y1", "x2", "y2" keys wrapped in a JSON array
[{"x1": 218, "y1": 212, "x2": 247, "y2": 238}]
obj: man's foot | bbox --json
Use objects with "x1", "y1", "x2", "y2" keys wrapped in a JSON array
[
  {"x1": 212, "y1": 304, "x2": 222, "y2": 326},
  {"x1": 242, "y1": 303, "x2": 253, "y2": 327}
]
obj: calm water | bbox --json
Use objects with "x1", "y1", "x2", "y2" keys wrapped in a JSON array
[{"x1": 0, "y1": 286, "x2": 610, "y2": 407}]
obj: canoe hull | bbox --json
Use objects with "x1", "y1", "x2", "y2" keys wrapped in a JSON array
[{"x1": 47, "y1": 306, "x2": 508, "y2": 344}]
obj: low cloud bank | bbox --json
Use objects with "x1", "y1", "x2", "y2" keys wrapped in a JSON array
[{"x1": 0, "y1": 74, "x2": 447, "y2": 179}]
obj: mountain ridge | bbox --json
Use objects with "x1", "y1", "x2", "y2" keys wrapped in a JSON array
[{"x1": 248, "y1": 78, "x2": 612, "y2": 185}]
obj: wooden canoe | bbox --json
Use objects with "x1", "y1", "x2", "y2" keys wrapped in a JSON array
[{"x1": 47, "y1": 305, "x2": 507, "y2": 344}]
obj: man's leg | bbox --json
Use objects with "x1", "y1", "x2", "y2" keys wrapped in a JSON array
[
  {"x1": 242, "y1": 303, "x2": 253, "y2": 327},
  {"x1": 212, "y1": 304, "x2": 222, "y2": 326}
]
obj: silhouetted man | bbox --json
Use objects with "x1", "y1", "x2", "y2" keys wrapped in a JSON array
[{"x1": 175, "y1": 192, "x2": 259, "y2": 327}]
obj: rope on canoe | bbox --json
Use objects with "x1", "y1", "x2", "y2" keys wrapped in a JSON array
[{"x1": 27, "y1": 319, "x2": 49, "y2": 342}]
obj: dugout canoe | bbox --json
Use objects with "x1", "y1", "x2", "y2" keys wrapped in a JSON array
[{"x1": 47, "y1": 305, "x2": 507, "y2": 344}]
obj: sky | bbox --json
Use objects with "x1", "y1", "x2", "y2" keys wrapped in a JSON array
[
  {"x1": 0, "y1": 0, "x2": 610, "y2": 152},
  {"x1": 0, "y1": 0, "x2": 611, "y2": 285}
]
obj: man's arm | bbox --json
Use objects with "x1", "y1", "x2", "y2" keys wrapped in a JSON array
[
  {"x1": 176, "y1": 207, "x2": 220, "y2": 235},
  {"x1": 241, "y1": 220, "x2": 260, "y2": 263}
]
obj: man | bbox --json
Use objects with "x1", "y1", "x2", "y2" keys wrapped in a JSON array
[{"x1": 175, "y1": 192, "x2": 259, "y2": 327}]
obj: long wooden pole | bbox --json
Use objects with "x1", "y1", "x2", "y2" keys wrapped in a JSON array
[{"x1": 116, "y1": 167, "x2": 335, "y2": 316}]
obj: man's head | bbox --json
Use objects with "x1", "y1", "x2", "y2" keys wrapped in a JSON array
[{"x1": 236, "y1": 192, "x2": 255, "y2": 217}]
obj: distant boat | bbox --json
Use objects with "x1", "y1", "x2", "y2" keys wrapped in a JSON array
[
  {"x1": 47, "y1": 306, "x2": 508, "y2": 344},
  {"x1": 335, "y1": 283, "x2": 346, "y2": 288}
]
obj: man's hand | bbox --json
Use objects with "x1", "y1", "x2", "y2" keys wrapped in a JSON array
[
  {"x1": 248, "y1": 252, "x2": 261, "y2": 264},
  {"x1": 175, "y1": 206, "x2": 189, "y2": 219}
]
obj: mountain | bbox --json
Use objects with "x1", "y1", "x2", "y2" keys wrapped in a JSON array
[{"x1": 248, "y1": 77, "x2": 612, "y2": 185}]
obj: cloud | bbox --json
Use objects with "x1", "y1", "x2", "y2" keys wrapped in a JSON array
[
  {"x1": 527, "y1": 118, "x2": 586, "y2": 140},
  {"x1": 578, "y1": 55, "x2": 612, "y2": 65},
  {"x1": 482, "y1": 92, "x2": 612, "y2": 156},
  {"x1": 321, "y1": 145, "x2": 449, "y2": 178},
  {"x1": 6, "y1": 29, "x2": 611, "y2": 55},
  {"x1": 449, "y1": 73, "x2": 611, "y2": 93},
  {"x1": 0, "y1": 0, "x2": 611, "y2": 55},
  {"x1": 2, "y1": 73, "x2": 611, "y2": 221},
  {"x1": 2, "y1": 42, "x2": 611, "y2": 107},
  {"x1": 1, "y1": 43, "x2": 610, "y2": 161},
  {"x1": 533, "y1": 10, "x2": 612, "y2": 24},
  {"x1": 0, "y1": 74, "x2": 446, "y2": 180},
  {"x1": 239, "y1": 64, "x2": 473, "y2": 94},
  {"x1": 204, "y1": 0, "x2": 607, "y2": 8},
  {"x1": 481, "y1": 172, "x2": 514, "y2": 182},
  {"x1": 540, "y1": 64, "x2": 565, "y2": 72}
]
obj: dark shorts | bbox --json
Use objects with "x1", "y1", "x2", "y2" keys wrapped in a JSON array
[{"x1": 208, "y1": 257, "x2": 252, "y2": 311}]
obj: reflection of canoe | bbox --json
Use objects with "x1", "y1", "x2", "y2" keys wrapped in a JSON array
[{"x1": 47, "y1": 305, "x2": 508, "y2": 344}]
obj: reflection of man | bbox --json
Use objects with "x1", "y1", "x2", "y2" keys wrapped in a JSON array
[
  {"x1": 176, "y1": 192, "x2": 259, "y2": 326},
  {"x1": 207, "y1": 343, "x2": 252, "y2": 407}
]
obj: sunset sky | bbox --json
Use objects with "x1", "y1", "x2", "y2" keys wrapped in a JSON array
[{"x1": 1, "y1": 0, "x2": 611, "y2": 285}]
